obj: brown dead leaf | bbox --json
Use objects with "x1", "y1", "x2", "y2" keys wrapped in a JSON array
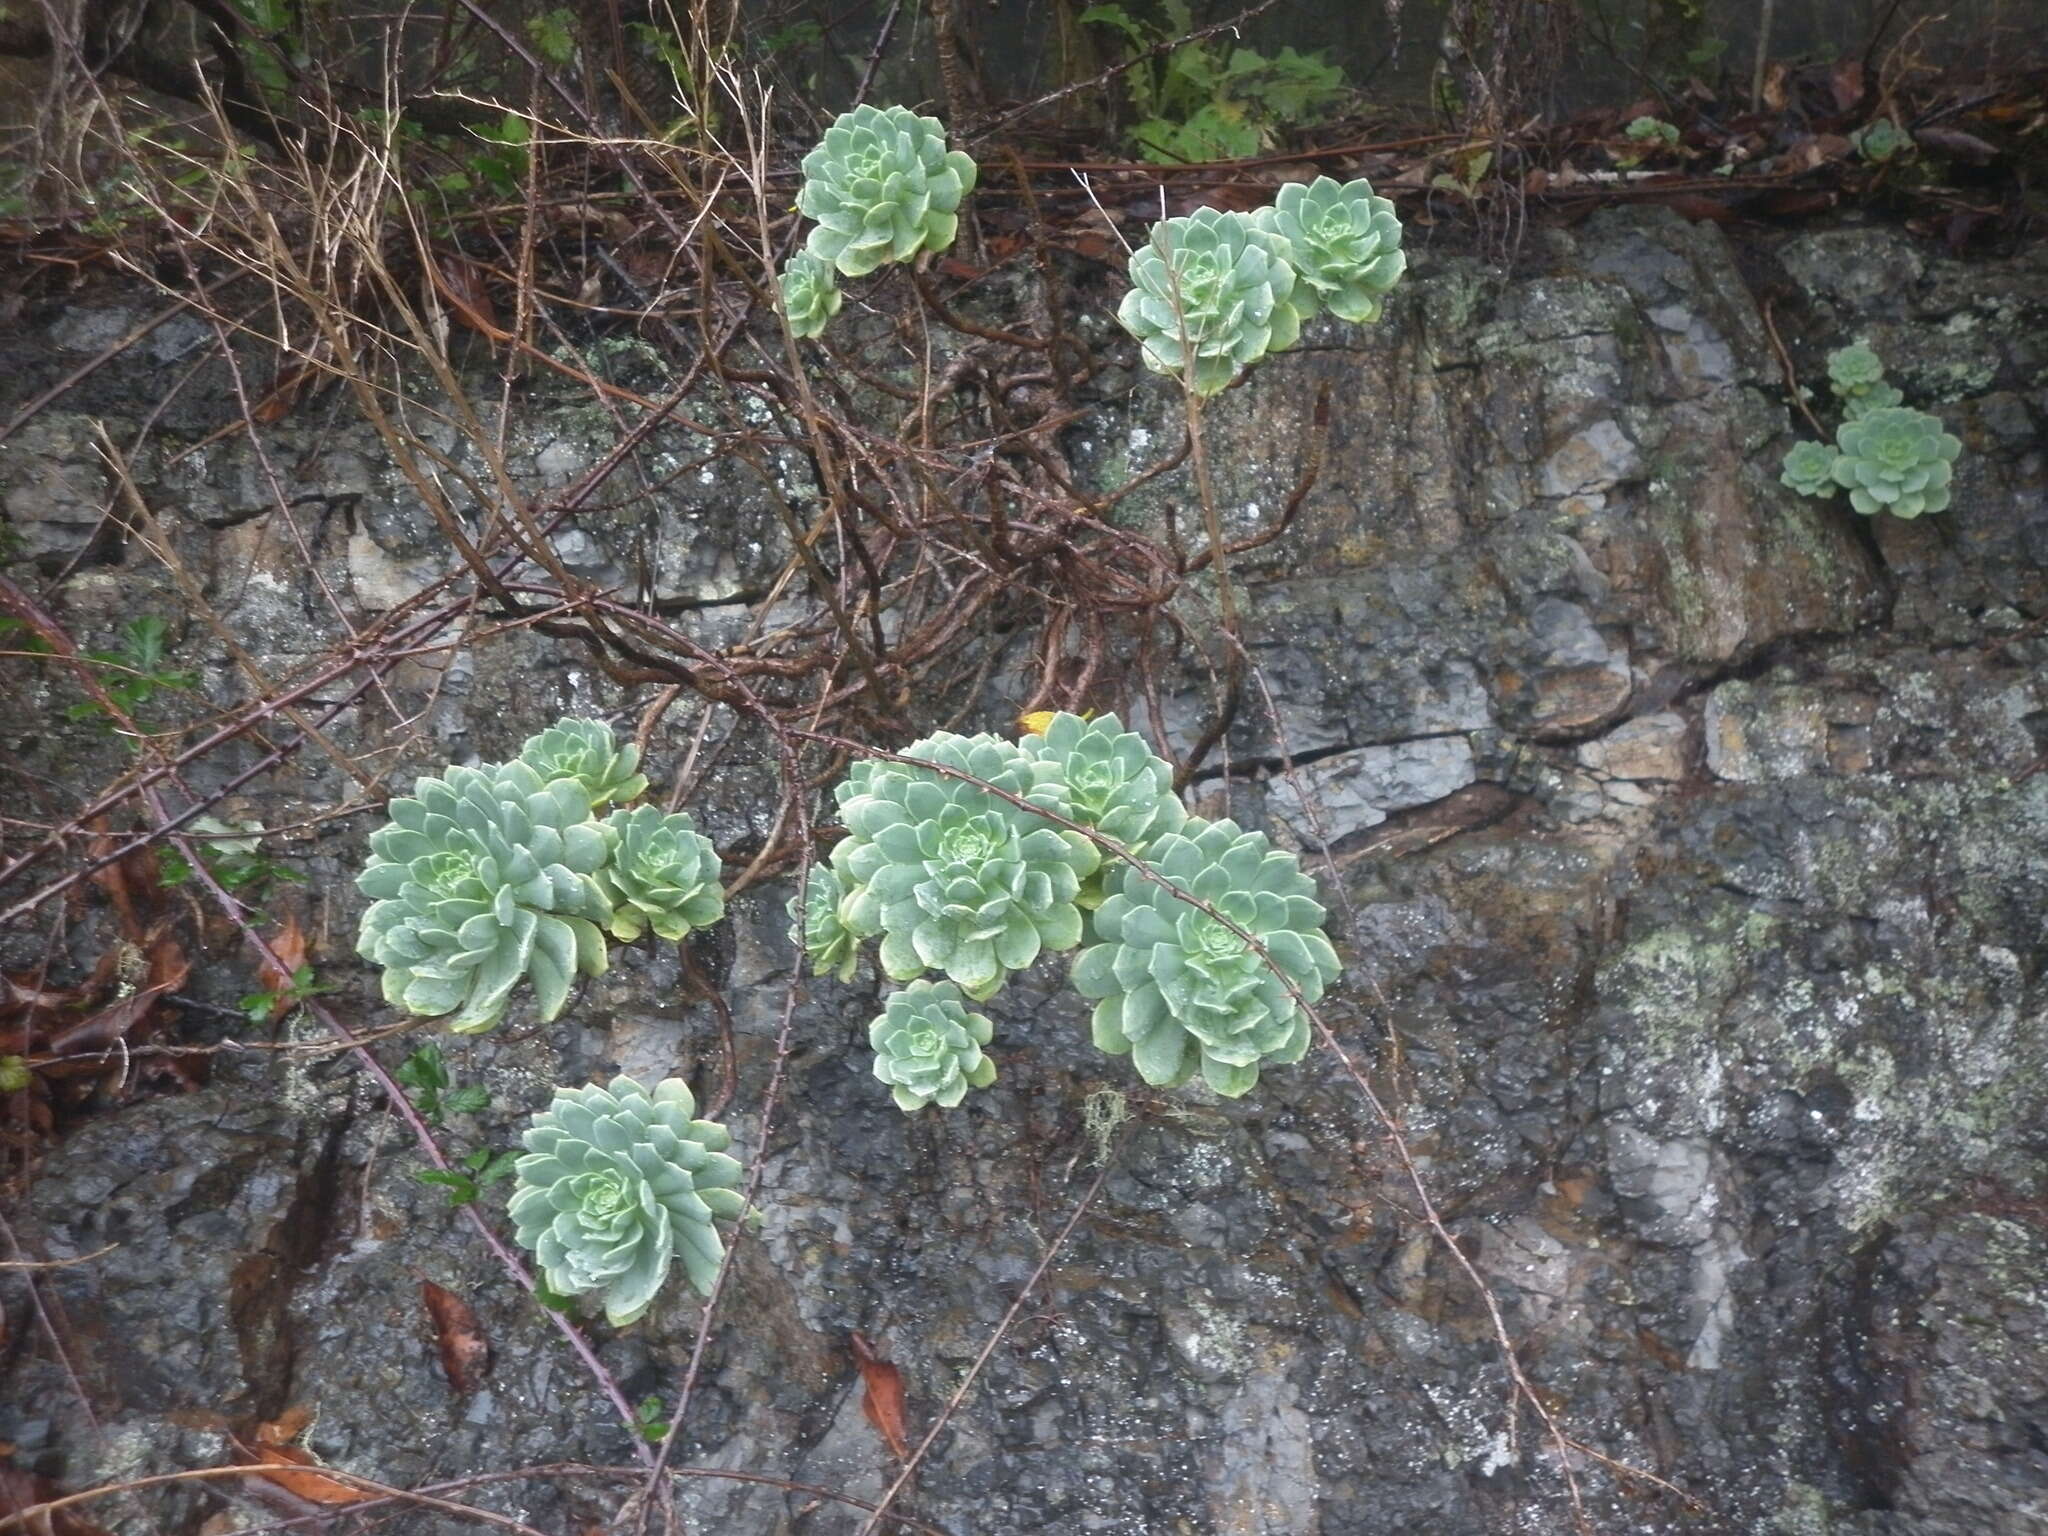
[
  {"x1": 0, "y1": 1464, "x2": 117, "y2": 1536},
  {"x1": 251, "y1": 361, "x2": 315, "y2": 423},
  {"x1": 850, "y1": 1331, "x2": 910, "y2": 1460},
  {"x1": 1914, "y1": 126, "x2": 1999, "y2": 164},
  {"x1": 420, "y1": 1277, "x2": 490, "y2": 1394},
  {"x1": 252, "y1": 916, "x2": 308, "y2": 1022},
  {"x1": 252, "y1": 1405, "x2": 313, "y2": 1447},
  {"x1": 1830, "y1": 58, "x2": 1866, "y2": 112},
  {"x1": 434, "y1": 255, "x2": 502, "y2": 340},
  {"x1": 243, "y1": 1447, "x2": 370, "y2": 1506}
]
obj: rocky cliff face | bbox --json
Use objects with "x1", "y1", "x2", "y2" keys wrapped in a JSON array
[{"x1": 2, "y1": 206, "x2": 2044, "y2": 1535}]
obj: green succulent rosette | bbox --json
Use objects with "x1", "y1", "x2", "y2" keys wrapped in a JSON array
[
  {"x1": 1254, "y1": 175, "x2": 1406, "y2": 325},
  {"x1": 869, "y1": 980, "x2": 998, "y2": 1111},
  {"x1": 597, "y1": 804, "x2": 724, "y2": 943},
  {"x1": 833, "y1": 731, "x2": 1099, "y2": 999},
  {"x1": 1779, "y1": 439, "x2": 1841, "y2": 499},
  {"x1": 356, "y1": 761, "x2": 612, "y2": 1033},
  {"x1": 797, "y1": 104, "x2": 979, "y2": 278},
  {"x1": 1021, "y1": 711, "x2": 1185, "y2": 851},
  {"x1": 1072, "y1": 817, "x2": 1340, "y2": 1097},
  {"x1": 1825, "y1": 344, "x2": 1903, "y2": 416},
  {"x1": 779, "y1": 250, "x2": 843, "y2": 339},
  {"x1": 1116, "y1": 206, "x2": 1308, "y2": 397},
  {"x1": 1830, "y1": 405, "x2": 1961, "y2": 518},
  {"x1": 509, "y1": 1075, "x2": 744, "y2": 1327},
  {"x1": 789, "y1": 863, "x2": 861, "y2": 982},
  {"x1": 517, "y1": 718, "x2": 648, "y2": 809}
]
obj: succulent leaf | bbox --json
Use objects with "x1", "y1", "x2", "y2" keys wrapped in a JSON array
[
  {"x1": 509, "y1": 1075, "x2": 744, "y2": 1326},
  {"x1": 598, "y1": 805, "x2": 724, "y2": 943},
  {"x1": 832, "y1": 731, "x2": 1099, "y2": 999},
  {"x1": 779, "y1": 250, "x2": 843, "y2": 339},
  {"x1": 1254, "y1": 176, "x2": 1407, "y2": 324},
  {"x1": 1116, "y1": 206, "x2": 1308, "y2": 397},
  {"x1": 797, "y1": 105, "x2": 978, "y2": 277},
  {"x1": 356, "y1": 761, "x2": 613, "y2": 1033},
  {"x1": 1829, "y1": 405, "x2": 1962, "y2": 518},
  {"x1": 1020, "y1": 711, "x2": 1186, "y2": 851},
  {"x1": 1779, "y1": 439, "x2": 1841, "y2": 499},
  {"x1": 869, "y1": 980, "x2": 998, "y2": 1111},
  {"x1": 1072, "y1": 817, "x2": 1340, "y2": 1096},
  {"x1": 788, "y1": 863, "x2": 861, "y2": 982},
  {"x1": 518, "y1": 718, "x2": 648, "y2": 808}
]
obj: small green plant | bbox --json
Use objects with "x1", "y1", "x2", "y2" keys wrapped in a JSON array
[
  {"x1": 869, "y1": 980, "x2": 998, "y2": 1111},
  {"x1": 394, "y1": 1043, "x2": 492, "y2": 1126},
  {"x1": 1851, "y1": 119, "x2": 1912, "y2": 163},
  {"x1": 509, "y1": 1074, "x2": 745, "y2": 1326},
  {"x1": 238, "y1": 963, "x2": 338, "y2": 1027},
  {"x1": 64, "y1": 616, "x2": 199, "y2": 725},
  {"x1": 518, "y1": 718, "x2": 649, "y2": 808},
  {"x1": 158, "y1": 816, "x2": 306, "y2": 900},
  {"x1": 631, "y1": 1395, "x2": 671, "y2": 1443},
  {"x1": 1779, "y1": 345, "x2": 1963, "y2": 520},
  {"x1": 1080, "y1": 1, "x2": 1345, "y2": 164},
  {"x1": 788, "y1": 864, "x2": 861, "y2": 982},
  {"x1": 417, "y1": 1146, "x2": 521, "y2": 1206}
]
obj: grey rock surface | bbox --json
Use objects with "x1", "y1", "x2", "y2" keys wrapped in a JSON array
[{"x1": 3, "y1": 206, "x2": 2046, "y2": 1535}]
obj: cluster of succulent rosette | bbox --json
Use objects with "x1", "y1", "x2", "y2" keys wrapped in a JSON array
[
  {"x1": 355, "y1": 717, "x2": 724, "y2": 1034},
  {"x1": 778, "y1": 104, "x2": 979, "y2": 338},
  {"x1": 775, "y1": 109, "x2": 1404, "y2": 396},
  {"x1": 1779, "y1": 344, "x2": 1963, "y2": 520},
  {"x1": 791, "y1": 712, "x2": 1341, "y2": 1108}
]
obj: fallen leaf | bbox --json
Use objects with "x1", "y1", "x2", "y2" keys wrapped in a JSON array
[
  {"x1": 242, "y1": 1446, "x2": 370, "y2": 1506},
  {"x1": 252, "y1": 1405, "x2": 313, "y2": 1447},
  {"x1": 1914, "y1": 126, "x2": 1999, "y2": 164},
  {"x1": 434, "y1": 255, "x2": 502, "y2": 340},
  {"x1": 1830, "y1": 58, "x2": 1865, "y2": 112},
  {"x1": 0, "y1": 1465, "x2": 117, "y2": 1535},
  {"x1": 850, "y1": 1331, "x2": 910, "y2": 1460},
  {"x1": 420, "y1": 1277, "x2": 491, "y2": 1394},
  {"x1": 253, "y1": 916, "x2": 308, "y2": 1022}
]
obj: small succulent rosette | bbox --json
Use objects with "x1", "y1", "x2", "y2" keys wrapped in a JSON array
[
  {"x1": 1116, "y1": 206, "x2": 1309, "y2": 397},
  {"x1": 1020, "y1": 711, "x2": 1186, "y2": 851},
  {"x1": 1830, "y1": 405, "x2": 1961, "y2": 518},
  {"x1": 597, "y1": 804, "x2": 724, "y2": 943},
  {"x1": 831, "y1": 731, "x2": 1099, "y2": 999},
  {"x1": 510, "y1": 1075, "x2": 745, "y2": 1327},
  {"x1": 517, "y1": 717, "x2": 648, "y2": 808},
  {"x1": 1072, "y1": 817, "x2": 1340, "y2": 1096},
  {"x1": 1825, "y1": 344, "x2": 1903, "y2": 418},
  {"x1": 356, "y1": 760, "x2": 612, "y2": 1033},
  {"x1": 1779, "y1": 439, "x2": 1840, "y2": 499},
  {"x1": 779, "y1": 249, "x2": 843, "y2": 340},
  {"x1": 788, "y1": 862, "x2": 861, "y2": 982},
  {"x1": 797, "y1": 104, "x2": 978, "y2": 277},
  {"x1": 869, "y1": 980, "x2": 998, "y2": 1111},
  {"x1": 1254, "y1": 175, "x2": 1406, "y2": 324}
]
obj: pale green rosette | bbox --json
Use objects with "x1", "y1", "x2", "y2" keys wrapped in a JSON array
[
  {"x1": 779, "y1": 250, "x2": 843, "y2": 339},
  {"x1": 1830, "y1": 405, "x2": 1962, "y2": 518},
  {"x1": 1254, "y1": 175, "x2": 1406, "y2": 324},
  {"x1": 1072, "y1": 817, "x2": 1340, "y2": 1096},
  {"x1": 832, "y1": 731, "x2": 1099, "y2": 999},
  {"x1": 1116, "y1": 207, "x2": 1308, "y2": 397},
  {"x1": 509, "y1": 1075, "x2": 744, "y2": 1326},
  {"x1": 869, "y1": 979, "x2": 997, "y2": 1111},
  {"x1": 517, "y1": 718, "x2": 648, "y2": 809},
  {"x1": 597, "y1": 804, "x2": 724, "y2": 943},
  {"x1": 798, "y1": 104, "x2": 978, "y2": 277},
  {"x1": 1021, "y1": 711, "x2": 1185, "y2": 850},
  {"x1": 356, "y1": 760, "x2": 612, "y2": 1033},
  {"x1": 1826, "y1": 344, "x2": 1903, "y2": 417},
  {"x1": 788, "y1": 862, "x2": 861, "y2": 982},
  {"x1": 1779, "y1": 439, "x2": 1841, "y2": 499}
]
